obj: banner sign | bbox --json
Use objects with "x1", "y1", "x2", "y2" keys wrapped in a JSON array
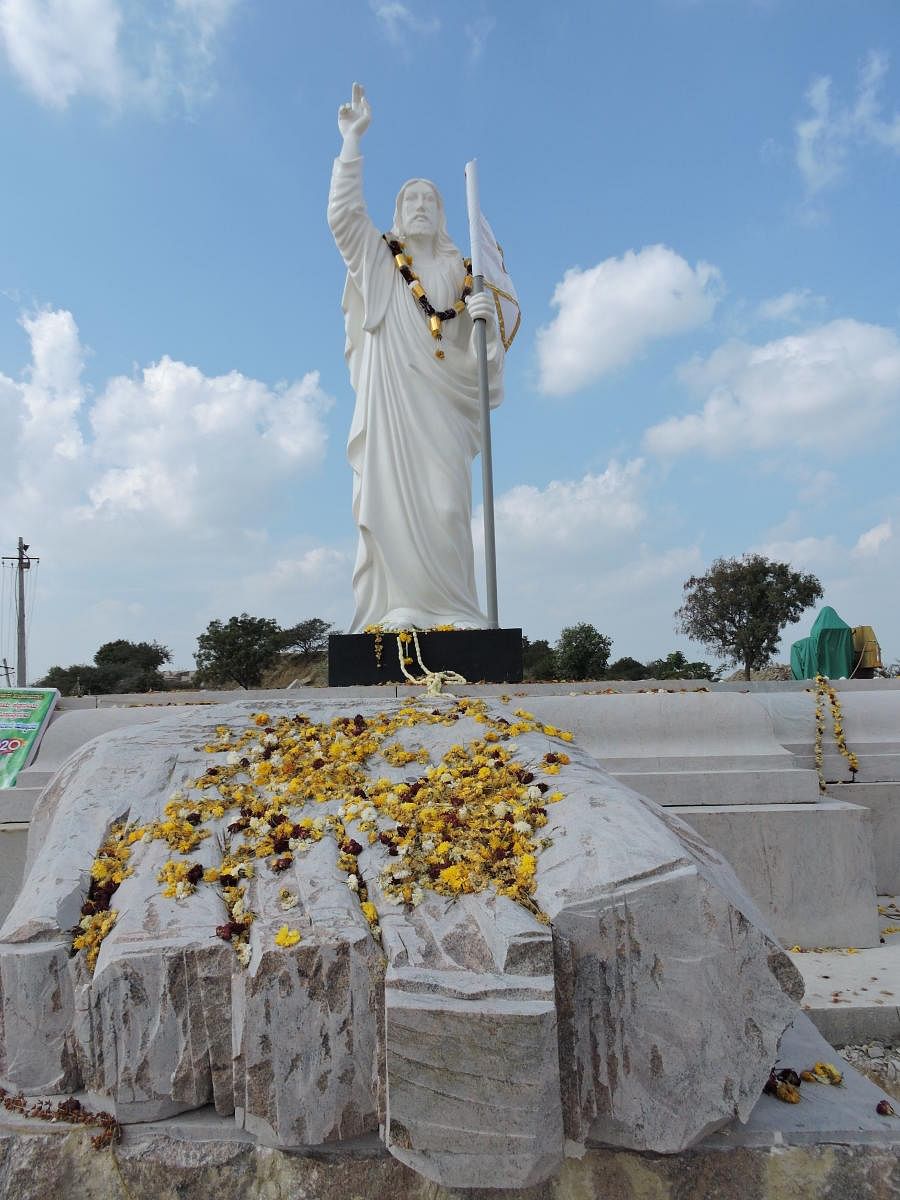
[{"x1": 0, "y1": 688, "x2": 59, "y2": 789}]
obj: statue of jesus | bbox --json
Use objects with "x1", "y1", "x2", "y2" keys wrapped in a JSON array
[{"x1": 328, "y1": 83, "x2": 506, "y2": 633}]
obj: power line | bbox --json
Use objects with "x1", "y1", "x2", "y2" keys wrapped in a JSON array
[
  {"x1": 0, "y1": 565, "x2": 7, "y2": 666},
  {"x1": 0, "y1": 563, "x2": 15, "y2": 672},
  {"x1": 25, "y1": 559, "x2": 39, "y2": 671},
  {"x1": 0, "y1": 539, "x2": 40, "y2": 686}
]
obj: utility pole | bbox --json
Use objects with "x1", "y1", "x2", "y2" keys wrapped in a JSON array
[
  {"x1": 1, "y1": 659, "x2": 11, "y2": 687},
  {"x1": 1, "y1": 538, "x2": 39, "y2": 687}
]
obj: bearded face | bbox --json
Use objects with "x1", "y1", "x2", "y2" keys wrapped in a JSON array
[
  {"x1": 392, "y1": 179, "x2": 458, "y2": 257},
  {"x1": 400, "y1": 182, "x2": 440, "y2": 239}
]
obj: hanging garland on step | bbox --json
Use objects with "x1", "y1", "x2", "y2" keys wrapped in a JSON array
[{"x1": 812, "y1": 674, "x2": 859, "y2": 792}]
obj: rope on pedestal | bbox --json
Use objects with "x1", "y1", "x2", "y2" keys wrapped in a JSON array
[{"x1": 397, "y1": 630, "x2": 467, "y2": 695}]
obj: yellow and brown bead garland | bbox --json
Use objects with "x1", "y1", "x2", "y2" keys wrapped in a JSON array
[{"x1": 385, "y1": 235, "x2": 472, "y2": 341}]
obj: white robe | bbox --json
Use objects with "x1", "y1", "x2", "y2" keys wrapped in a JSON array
[{"x1": 328, "y1": 157, "x2": 504, "y2": 632}]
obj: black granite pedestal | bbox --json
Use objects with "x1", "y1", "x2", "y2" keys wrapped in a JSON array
[{"x1": 328, "y1": 629, "x2": 523, "y2": 687}]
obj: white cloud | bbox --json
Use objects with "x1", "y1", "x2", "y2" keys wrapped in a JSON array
[
  {"x1": 856, "y1": 51, "x2": 900, "y2": 152},
  {"x1": 465, "y1": 14, "x2": 495, "y2": 61},
  {"x1": 0, "y1": 307, "x2": 339, "y2": 677},
  {"x1": 0, "y1": 0, "x2": 238, "y2": 111},
  {"x1": 796, "y1": 50, "x2": 900, "y2": 196},
  {"x1": 174, "y1": 0, "x2": 236, "y2": 42},
  {"x1": 491, "y1": 462, "x2": 645, "y2": 552},
  {"x1": 756, "y1": 289, "x2": 825, "y2": 323},
  {"x1": 537, "y1": 245, "x2": 721, "y2": 396},
  {"x1": 0, "y1": 0, "x2": 124, "y2": 107},
  {"x1": 853, "y1": 520, "x2": 892, "y2": 558},
  {"x1": 796, "y1": 75, "x2": 845, "y2": 195},
  {"x1": 644, "y1": 319, "x2": 900, "y2": 458},
  {"x1": 795, "y1": 468, "x2": 837, "y2": 505},
  {"x1": 219, "y1": 547, "x2": 352, "y2": 627},
  {"x1": 472, "y1": 461, "x2": 703, "y2": 657},
  {"x1": 84, "y1": 355, "x2": 329, "y2": 524},
  {"x1": 3, "y1": 308, "x2": 332, "y2": 520},
  {"x1": 752, "y1": 534, "x2": 843, "y2": 573},
  {"x1": 370, "y1": 2, "x2": 439, "y2": 42},
  {"x1": 17, "y1": 308, "x2": 86, "y2": 459}
]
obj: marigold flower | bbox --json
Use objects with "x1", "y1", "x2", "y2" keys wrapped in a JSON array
[
  {"x1": 439, "y1": 864, "x2": 467, "y2": 891},
  {"x1": 274, "y1": 925, "x2": 301, "y2": 947},
  {"x1": 134, "y1": 698, "x2": 574, "y2": 957}
]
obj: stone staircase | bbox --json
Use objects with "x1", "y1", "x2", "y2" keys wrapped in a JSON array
[
  {"x1": 524, "y1": 690, "x2": 883, "y2": 950},
  {"x1": 754, "y1": 688, "x2": 900, "y2": 898}
]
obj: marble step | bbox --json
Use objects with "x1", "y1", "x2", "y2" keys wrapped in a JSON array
[{"x1": 671, "y1": 800, "x2": 880, "y2": 949}]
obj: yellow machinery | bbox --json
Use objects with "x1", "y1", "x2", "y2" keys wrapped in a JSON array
[{"x1": 851, "y1": 626, "x2": 883, "y2": 675}]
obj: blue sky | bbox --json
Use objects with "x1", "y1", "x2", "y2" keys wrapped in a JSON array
[{"x1": 1, "y1": 0, "x2": 899, "y2": 680}]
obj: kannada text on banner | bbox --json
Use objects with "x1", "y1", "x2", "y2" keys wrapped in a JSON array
[{"x1": 0, "y1": 689, "x2": 59, "y2": 788}]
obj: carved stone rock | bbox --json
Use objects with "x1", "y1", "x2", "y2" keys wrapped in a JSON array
[{"x1": 0, "y1": 699, "x2": 802, "y2": 1190}]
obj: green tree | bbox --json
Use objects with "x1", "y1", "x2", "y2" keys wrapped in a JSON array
[
  {"x1": 675, "y1": 554, "x2": 823, "y2": 681},
  {"x1": 37, "y1": 663, "x2": 98, "y2": 696},
  {"x1": 93, "y1": 639, "x2": 171, "y2": 692},
  {"x1": 281, "y1": 617, "x2": 337, "y2": 658},
  {"x1": 605, "y1": 656, "x2": 647, "y2": 680},
  {"x1": 37, "y1": 639, "x2": 172, "y2": 696},
  {"x1": 555, "y1": 623, "x2": 612, "y2": 681},
  {"x1": 522, "y1": 636, "x2": 558, "y2": 681},
  {"x1": 195, "y1": 614, "x2": 285, "y2": 689},
  {"x1": 644, "y1": 650, "x2": 718, "y2": 680}
]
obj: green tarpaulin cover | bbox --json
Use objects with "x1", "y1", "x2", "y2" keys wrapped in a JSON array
[{"x1": 790, "y1": 606, "x2": 855, "y2": 680}]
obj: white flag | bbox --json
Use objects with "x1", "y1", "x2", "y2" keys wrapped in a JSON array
[
  {"x1": 465, "y1": 161, "x2": 521, "y2": 351},
  {"x1": 472, "y1": 211, "x2": 520, "y2": 351}
]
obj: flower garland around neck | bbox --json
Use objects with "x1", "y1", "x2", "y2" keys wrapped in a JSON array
[
  {"x1": 384, "y1": 235, "x2": 473, "y2": 353},
  {"x1": 812, "y1": 674, "x2": 859, "y2": 792}
]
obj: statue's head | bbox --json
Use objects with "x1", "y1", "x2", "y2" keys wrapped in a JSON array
[{"x1": 392, "y1": 179, "x2": 458, "y2": 256}]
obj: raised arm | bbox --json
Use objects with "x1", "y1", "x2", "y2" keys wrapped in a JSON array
[
  {"x1": 337, "y1": 82, "x2": 371, "y2": 162},
  {"x1": 328, "y1": 83, "x2": 384, "y2": 282}
]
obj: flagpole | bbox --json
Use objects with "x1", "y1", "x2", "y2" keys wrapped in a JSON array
[{"x1": 465, "y1": 158, "x2": 499, "y2": 629}]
